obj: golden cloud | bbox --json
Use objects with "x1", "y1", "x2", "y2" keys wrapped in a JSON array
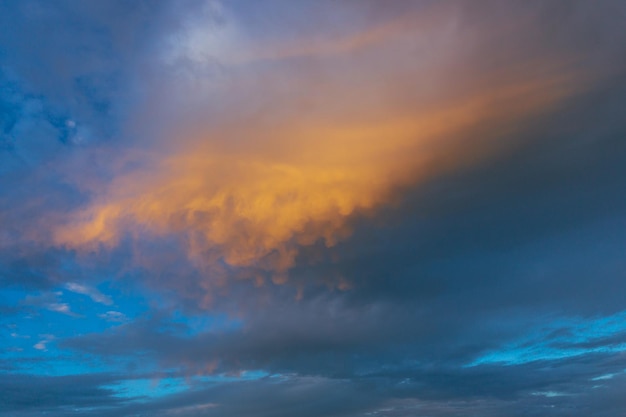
[{"x1": 53, "y1": 7, "x2": 586, "y2": 287}]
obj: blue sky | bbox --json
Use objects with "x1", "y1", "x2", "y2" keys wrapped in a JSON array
[{"x1": 2, "y1": 1, "x2": 626, "y2": 416}]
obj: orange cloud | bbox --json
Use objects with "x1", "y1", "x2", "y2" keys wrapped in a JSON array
[
  {"x1": 55, "y1": 85, "x2": 575, "y2": 273},
  {"x1": 53, "y1": 7, "x2": 588, "y2": 288}
]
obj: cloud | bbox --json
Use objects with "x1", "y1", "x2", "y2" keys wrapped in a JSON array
[
  {"x1": 19, "y1": 291, "x2": 80, "y2": 317},
  {"x1": 0, "y1": 372, "x2": 129, "y2": 415},
  {"x1": 50, "y1": 0, "x2": 601, "y2": 297},
  {"x1": 98, "y1": 310, "x2": 128, "y2": 323},
  {"x1": 33, "y1": 334, "x2": 55, "y2": 351},
  {"x1": 2, "y1": 1, "x2": 626, "y2": 417},
  {"x1": 65, "y1": 282, "x2": 113, "y2": 305},
  {"x1": 46, "y1": 303, "x2": 73, "y2": 315}
]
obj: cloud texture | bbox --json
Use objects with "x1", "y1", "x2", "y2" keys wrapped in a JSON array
[{"x1": 2, "y1": 1, "x2": 626, "y2": 416}]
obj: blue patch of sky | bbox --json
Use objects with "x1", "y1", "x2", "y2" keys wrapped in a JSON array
[
  {"x1": 105, "y1": 376, "x2": 190, "y2": 400},
  {"x1": 1, "y1": 273, "x2": 246, "y2": 379},
  {"x1": 468, "y1": 310, "x2": 626, "y2": 366},
  {"x1": 104, "y1": 370, "x2": 270, "y2": 401},
  {"x1": 0, "y1": 279, "x2": 151, "y2": 376}
]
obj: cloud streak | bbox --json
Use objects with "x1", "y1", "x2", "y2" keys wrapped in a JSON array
[{"x1": 65, "y1": 282, "x2": 113, "y2": 305}]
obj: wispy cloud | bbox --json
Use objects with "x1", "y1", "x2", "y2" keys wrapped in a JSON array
[
  {"x1": 65, "y1": 282, "x2": 113, "y2": 305},
  {"x1": 98, "y1": 310, "x2": 128, "y2": 323},
  {"x1": 33, "y1": 334, "x2": 55, "y2": 352},
  {"x1": 21, "y1": 292, "x2": 80, "y2": 317}
]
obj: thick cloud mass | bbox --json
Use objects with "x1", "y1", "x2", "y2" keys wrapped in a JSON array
[{"x1": 2, "y1": 1, "x2": 626, "y2": 416}]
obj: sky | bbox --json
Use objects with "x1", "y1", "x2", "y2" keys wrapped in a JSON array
[{"x1": 1, "y1": 1, "x2": 626, "y2": 416}]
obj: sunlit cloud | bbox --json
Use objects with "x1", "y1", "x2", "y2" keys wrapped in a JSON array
[{"x1": 52, "y1": 4, "x2": 586, "y2": 292}]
